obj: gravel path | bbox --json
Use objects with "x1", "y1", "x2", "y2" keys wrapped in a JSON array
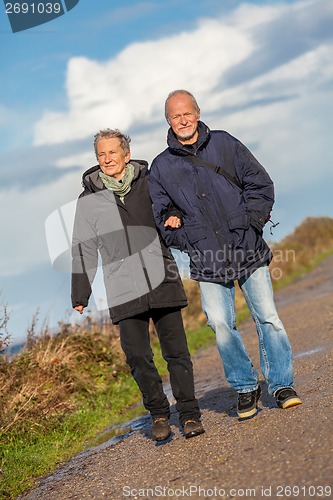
[{"x1": 21, "y1": 256, "x2": 333, "y2": 500}]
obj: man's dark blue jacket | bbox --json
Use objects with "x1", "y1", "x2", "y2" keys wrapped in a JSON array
[{"x1": 148, "y1": 121, "x2": 274, "y2": 283}]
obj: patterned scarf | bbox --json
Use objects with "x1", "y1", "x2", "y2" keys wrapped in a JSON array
[{"x1": 99, "y1": 163, "x2": 135, "y2": 202}]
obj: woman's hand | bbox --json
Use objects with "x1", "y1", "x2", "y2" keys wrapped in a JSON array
[
  {"x1": 74, "y1": 305, "x2": 84, "y2": 314},
  {"x1": 164, "y1": 216, "x2": 182, "y2": 228}
]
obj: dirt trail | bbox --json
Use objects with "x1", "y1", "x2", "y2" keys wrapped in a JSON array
[{"x1": 21, "y1": 257, "x2": 333, "y2": 499}]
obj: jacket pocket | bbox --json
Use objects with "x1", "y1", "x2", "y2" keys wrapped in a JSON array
[
  {"x1": 184, "y1": 223, "x2": 207, "y2": 244},
  {"x1": 227, "y1": 211, "x2": 250, "y2": 230},
  {"x1": 104, "y1": 255, "x2": 150, "y2": 306}
]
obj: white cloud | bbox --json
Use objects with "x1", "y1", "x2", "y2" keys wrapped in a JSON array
[
  {"x1": 55, "y1": 151, "x2": 95, "y2": 169},
  {"x1": 204, "y1": 43, "x2": 333, "y2": 189},
  {"x1": 33, "y1": 2, "x2": 254, "y2": 145},
  {"x1": 32, "y1": 0, "x2": 333, "y2": 192}
]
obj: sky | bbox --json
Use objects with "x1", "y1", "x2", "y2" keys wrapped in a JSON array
[{"x1": 0, "y1": 0, "x2": 332, "y2": 344}]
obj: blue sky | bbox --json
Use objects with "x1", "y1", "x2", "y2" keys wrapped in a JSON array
[{"x1": 1, "y1": 0, "x2": 332, "y2": 343}]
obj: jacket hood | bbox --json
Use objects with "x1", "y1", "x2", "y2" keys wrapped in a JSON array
[
  {"x1": 81, "y1": 159, "x2": 148, "y2": 193},
  {"x1": 167, "y1": 120, "x2": 210, "y2": 155}
]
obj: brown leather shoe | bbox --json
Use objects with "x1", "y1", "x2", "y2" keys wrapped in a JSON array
[
  {"x1": 152, "y1": 417, "x2": 171, "y2": 441},
  {"x1": 183, "y1": 419, "x2": 205, "y2": 439}
]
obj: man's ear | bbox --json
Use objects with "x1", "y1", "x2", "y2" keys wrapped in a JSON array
[
  {"x1": 125, "y1": 152, "x2": 131, "y2": 163},
  {"x1": 197, "y1": 108, "x2": 201, "y2": 120}
]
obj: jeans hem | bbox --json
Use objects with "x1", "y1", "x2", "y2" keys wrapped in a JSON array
[
  {"x1": 238, "y1": 385, "x2": 260, "y2": 394},
  {"x1": 272, "y1": 385, "x2": 295, "y2": 397}
]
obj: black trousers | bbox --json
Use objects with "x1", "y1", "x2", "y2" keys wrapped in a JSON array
[{"x1": 119, "y1": 308, "x2": 201, "y2": 425}]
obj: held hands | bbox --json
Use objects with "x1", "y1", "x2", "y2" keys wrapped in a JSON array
[{"x1": 164, "y1": 216, "x2": 182, "y2": 229}]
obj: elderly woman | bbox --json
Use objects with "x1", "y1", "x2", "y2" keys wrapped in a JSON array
[{"x1": 71, "y1": 129, "x2": 204, "y2": 441}]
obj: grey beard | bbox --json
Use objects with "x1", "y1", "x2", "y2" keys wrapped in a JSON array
[{"x1": 176, "y1": 127, "x2": 198, "y2": 142}]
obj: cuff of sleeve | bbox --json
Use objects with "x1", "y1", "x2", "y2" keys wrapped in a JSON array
[
  {"x1": 249, "y1": 213, "x2": 265, "y2": 232},
  {"x1": 164, "y1": 207, "x2": 183, "y2": 225}
]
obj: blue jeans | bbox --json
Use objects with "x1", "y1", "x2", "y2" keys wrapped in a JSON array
[{"x1": 199, "y1": 264, "x2": 294, "y2": 395}]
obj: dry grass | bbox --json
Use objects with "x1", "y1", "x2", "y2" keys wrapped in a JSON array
[
  {"x1": 0, "y1": 315, "x2": 126, "y2": 437},
  {"x1": 270, "y1": 216, "x2": 333, "y2": 282},
  {"x1": 0, "y1": 295, "x2": 10, "y2": 354}
]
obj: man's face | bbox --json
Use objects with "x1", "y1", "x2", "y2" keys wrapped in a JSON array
[
  {"x1": 166, "y1": 94, "x2": 200, "y2": 144},
  {"x1": 97, "y1": 137, "x2": 130, "y2": 180}
]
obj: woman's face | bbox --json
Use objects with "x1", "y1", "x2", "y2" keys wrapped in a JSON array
[{"x1": 97, "y1": 137, "x2": 130, "y2": 180}]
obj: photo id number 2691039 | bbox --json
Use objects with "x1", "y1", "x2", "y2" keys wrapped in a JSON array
[
  {"x1": 275, "y1": 485, "x2": 332, "y2": 497},
  {"x1": 5, "y1": 3, "x2": 62, "y2": 14}
]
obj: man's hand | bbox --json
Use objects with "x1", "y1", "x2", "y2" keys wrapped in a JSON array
[
  {"x1": 74, "y1": 305, "x2": 84, "y2": 314},
  {"x1": 164, "y1": 216, "x2": 182, "y2": 228}
]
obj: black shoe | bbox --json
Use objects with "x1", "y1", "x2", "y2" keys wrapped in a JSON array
[
  {"x1": 152, "y1": 417, "x2": 171, "y2": 442},
  {"x1": 237, "y1": 386, "x2": 262, "y2": 419},
  {"x1": 183, "y1": 419, "x2": 205, "y2": 439},
  {"x1": 275, "y1": 387, "x2": 302, "y2": 409}
]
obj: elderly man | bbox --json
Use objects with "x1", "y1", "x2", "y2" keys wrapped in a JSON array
[{"x1": 149, "y1": 90, "x2": 302, "y2": 420}]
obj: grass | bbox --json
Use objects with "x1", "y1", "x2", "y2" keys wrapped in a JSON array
[
  {"x1": 0, "y1": 322, "x2": 216, "y2": 499},
  {"x1": 1, "y1": 216, "x2": 333, "y2": 498},
  {"x1": 1, "y1": 375, "x2": 144, "y2": 499},
  {"x1": 271, "y1": 247, "x2": 333, "y2": 291}
]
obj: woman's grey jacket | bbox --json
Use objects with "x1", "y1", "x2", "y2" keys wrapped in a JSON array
[{"x1": 71, "y1": 161, "x2": 187, "y2": 323}]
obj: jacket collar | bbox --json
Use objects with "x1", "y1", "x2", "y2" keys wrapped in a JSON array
[
  {"x1": 167, "y1": 120, "x2": 210, "y2": 156},
  {"x1": 81, "y1": 160, "x2": 148, "y2": 193}
]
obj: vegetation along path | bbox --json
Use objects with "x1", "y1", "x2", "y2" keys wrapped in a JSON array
[{"x1": 21, "y1": 255, "x2": 333, "y2": 499}]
